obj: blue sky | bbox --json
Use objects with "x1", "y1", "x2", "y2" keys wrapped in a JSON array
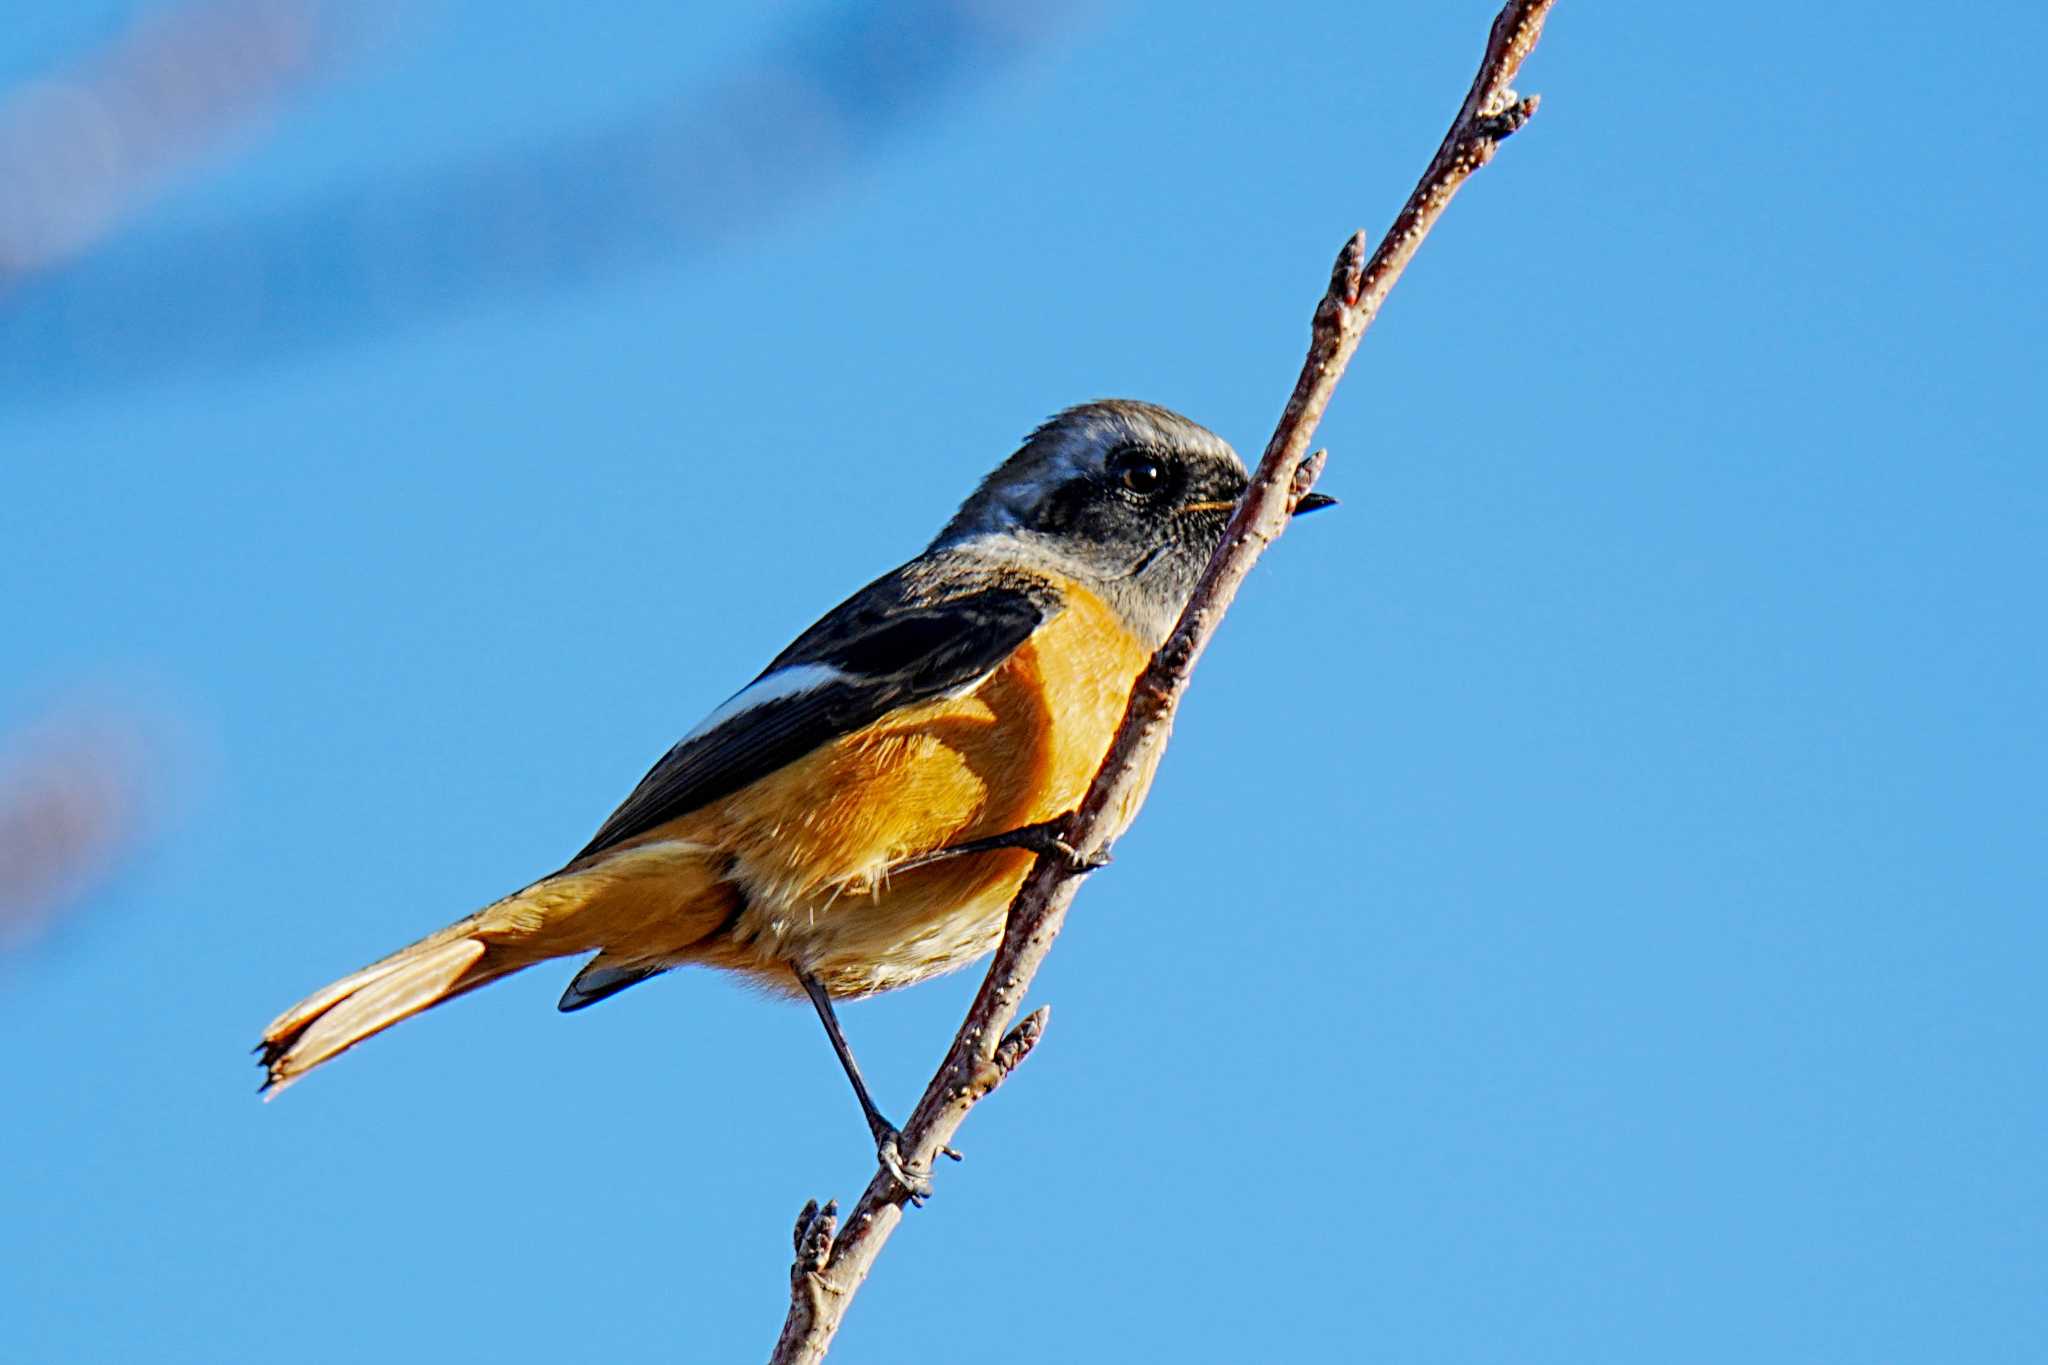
[{"x1": 3, "y1": 2, "x2": 2043, "y2": 1361}]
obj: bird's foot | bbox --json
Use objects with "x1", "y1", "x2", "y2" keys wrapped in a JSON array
[
  {"x1": 1006, "y1": 822, "x2": 1111, "y2": 875},
  {"x1": 871, "y1": 1122, "x2": 962, "y2": 1208},
  {"x1": 891, "y1": 817, "x2": 1110, "y2": 878},
  {"x1": 875, "y1": 1126, "x2": 933, "y2": 1206}
]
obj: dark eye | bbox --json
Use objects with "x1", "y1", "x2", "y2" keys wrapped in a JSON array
[{"x1": 1113, "y1": 452, "x2": 1167, "y2": 496}]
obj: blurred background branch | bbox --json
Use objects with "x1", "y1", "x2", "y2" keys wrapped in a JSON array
[
  {"x1": 0, "y1": 704, "x2": 159, "y2": 954},
  {"x1": 0, "y1": 0, "x2": 1086, "y2": 406},
  {"x1": 0, "y1": 0, "x2": 348, "y2": 283}
]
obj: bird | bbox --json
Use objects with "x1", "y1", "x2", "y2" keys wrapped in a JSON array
[{"x1": 256, "y1": 399, "x2": 1332, "y2": 1188}]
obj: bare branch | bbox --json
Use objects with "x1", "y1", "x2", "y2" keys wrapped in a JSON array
[{"x1": 767, "y1": 3, "x2": 1556, "y2": 1359}]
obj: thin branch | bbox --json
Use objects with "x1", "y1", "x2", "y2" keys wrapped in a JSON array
[{"x1": 768, "y1": 3, "x2": 1556, "y2": 1359}]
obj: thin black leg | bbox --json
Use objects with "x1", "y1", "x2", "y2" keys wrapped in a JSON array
[
  {"x1": 793, "y1": 964, "x2": 941, "y2": 1204},
  {"x1": 794, "y1": 964, "x2": 897, "y2": 1147}
]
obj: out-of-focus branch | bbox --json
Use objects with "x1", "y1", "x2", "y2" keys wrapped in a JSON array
[
  {"x1": 0, "y1": 708, "x2": 155, "y2": 950},
  {"x1": 766, "y1": 2, "x2": 1556, "y2": 1360},
  {"x1": 0, "y1": 0, "x2": 1086, "y2": 405},
  {"x1": 0, "y1": 0, "x2": 345, "y2": 282}
]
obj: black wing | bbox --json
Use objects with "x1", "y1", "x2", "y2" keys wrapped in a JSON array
[{"x1": 571, "y1": 570, "x2": 1058, "y2": 862}]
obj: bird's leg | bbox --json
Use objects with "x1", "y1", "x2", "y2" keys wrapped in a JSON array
[
  {"x1": 885, "y1": 815, "x2": 1112, "y2": 878},
  {"x1": 794, "y1": 965, "x2": 949, "y2": 1205}
]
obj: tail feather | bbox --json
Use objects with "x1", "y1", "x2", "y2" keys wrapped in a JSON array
[
  {"x1": 557, "y1": 953, "x2": 670, "y2": 1012},
  {"x1": 257, "y1": 840, "x2": 735, "y2": 1093},
  {"x1": 258, "y1": 925, "x2": 522, "y2": 1095},
  {"x1": 259, "y1": 914, "x2": 485, "y2": 1051}
]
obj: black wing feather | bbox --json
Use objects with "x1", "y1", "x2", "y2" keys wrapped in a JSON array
[{"x1": 572, "y1": 571, "x2": 1056, "y2": 862}]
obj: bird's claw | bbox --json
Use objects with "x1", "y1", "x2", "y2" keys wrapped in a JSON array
[
  {"x1": 1015, "y1": 825, "x2": 1109, "y2": 876},
  {"x1": 1055, "y1": 839, "x2": 1112, "y2": 874},
  {"x1": 875, "y1": 1128, "x2": 935, "y2": 1206}
]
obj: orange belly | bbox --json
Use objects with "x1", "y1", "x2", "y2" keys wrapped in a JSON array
[{"x1": 627, "y1": 579, "x2": 1159, "y2": 996}]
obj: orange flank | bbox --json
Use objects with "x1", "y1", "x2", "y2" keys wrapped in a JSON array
[{"x1": 671, "y1": 576, "x2": 1159, "y2": 997}]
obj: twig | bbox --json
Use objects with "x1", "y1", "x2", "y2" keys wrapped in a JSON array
[{"x1": 767, "y1": 4, "x2": 1556, "y2": 1359}]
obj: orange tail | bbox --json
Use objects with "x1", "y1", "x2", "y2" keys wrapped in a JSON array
[
  {"x1": 257, "y1": 842, "x2": 736, "y2": 1093},
  {"x1": 256, "y1": 913, "x2": 533, "y2": 1094}
]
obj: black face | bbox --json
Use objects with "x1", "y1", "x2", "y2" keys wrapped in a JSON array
[
  {"x1": 922, "y1": 401, "x2": 1259, "y2": 644},
  {"x1": 1010, "y1": 443, "x2": 1251, "y2": 613},
  {"x1": 1029, "y1": 444, "x2": 1243, "y2": 536}
]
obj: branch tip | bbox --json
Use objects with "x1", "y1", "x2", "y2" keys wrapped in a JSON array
[
  {"x1": 793, "y1": 1199, "x2": 839, "y2": 1277},
  {"x1": 995, "y1": 1006, "x2": 1051, "y2": 1076},
  {"x1": 1330, "y1": 231, "x2": 1368, "y2": 307},
  {"x1": 1291, "y1": 449, "x2": 1328, "y2": 498},
  {"x1": 792, "y1": 1199, "x2": 819, "y2": 1256}
]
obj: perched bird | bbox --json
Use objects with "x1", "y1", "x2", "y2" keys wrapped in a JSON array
[{"x1": 257, "y1": 399, "x2": 1332, "y2": 1184}]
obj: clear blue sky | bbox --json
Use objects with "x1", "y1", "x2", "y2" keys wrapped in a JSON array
[{"x1": 4, "y1": 2, "x2": 2043, "y2": 1361}]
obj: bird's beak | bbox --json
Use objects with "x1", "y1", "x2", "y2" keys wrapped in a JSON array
[{"x1": 1182, "y1": 492, "x2": 1338, "y2": 519}]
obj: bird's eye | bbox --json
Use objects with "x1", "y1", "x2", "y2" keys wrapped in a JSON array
[{"x1": 1113, "y1": 453, "x2": 1166, "y2": 496}]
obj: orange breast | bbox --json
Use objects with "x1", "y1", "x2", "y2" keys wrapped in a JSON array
[{"x1": 680, "y1": 577, "x2": 1159, "y2": 995}]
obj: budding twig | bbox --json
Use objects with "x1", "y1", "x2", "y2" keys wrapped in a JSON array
[{"x1": 767, "y1": 5, "x2": 1556, "y2": 1360}]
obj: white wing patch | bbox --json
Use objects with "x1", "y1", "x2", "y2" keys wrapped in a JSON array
[{"x1": 680, "y1": 662, "x2": 846, "y2": 742}]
